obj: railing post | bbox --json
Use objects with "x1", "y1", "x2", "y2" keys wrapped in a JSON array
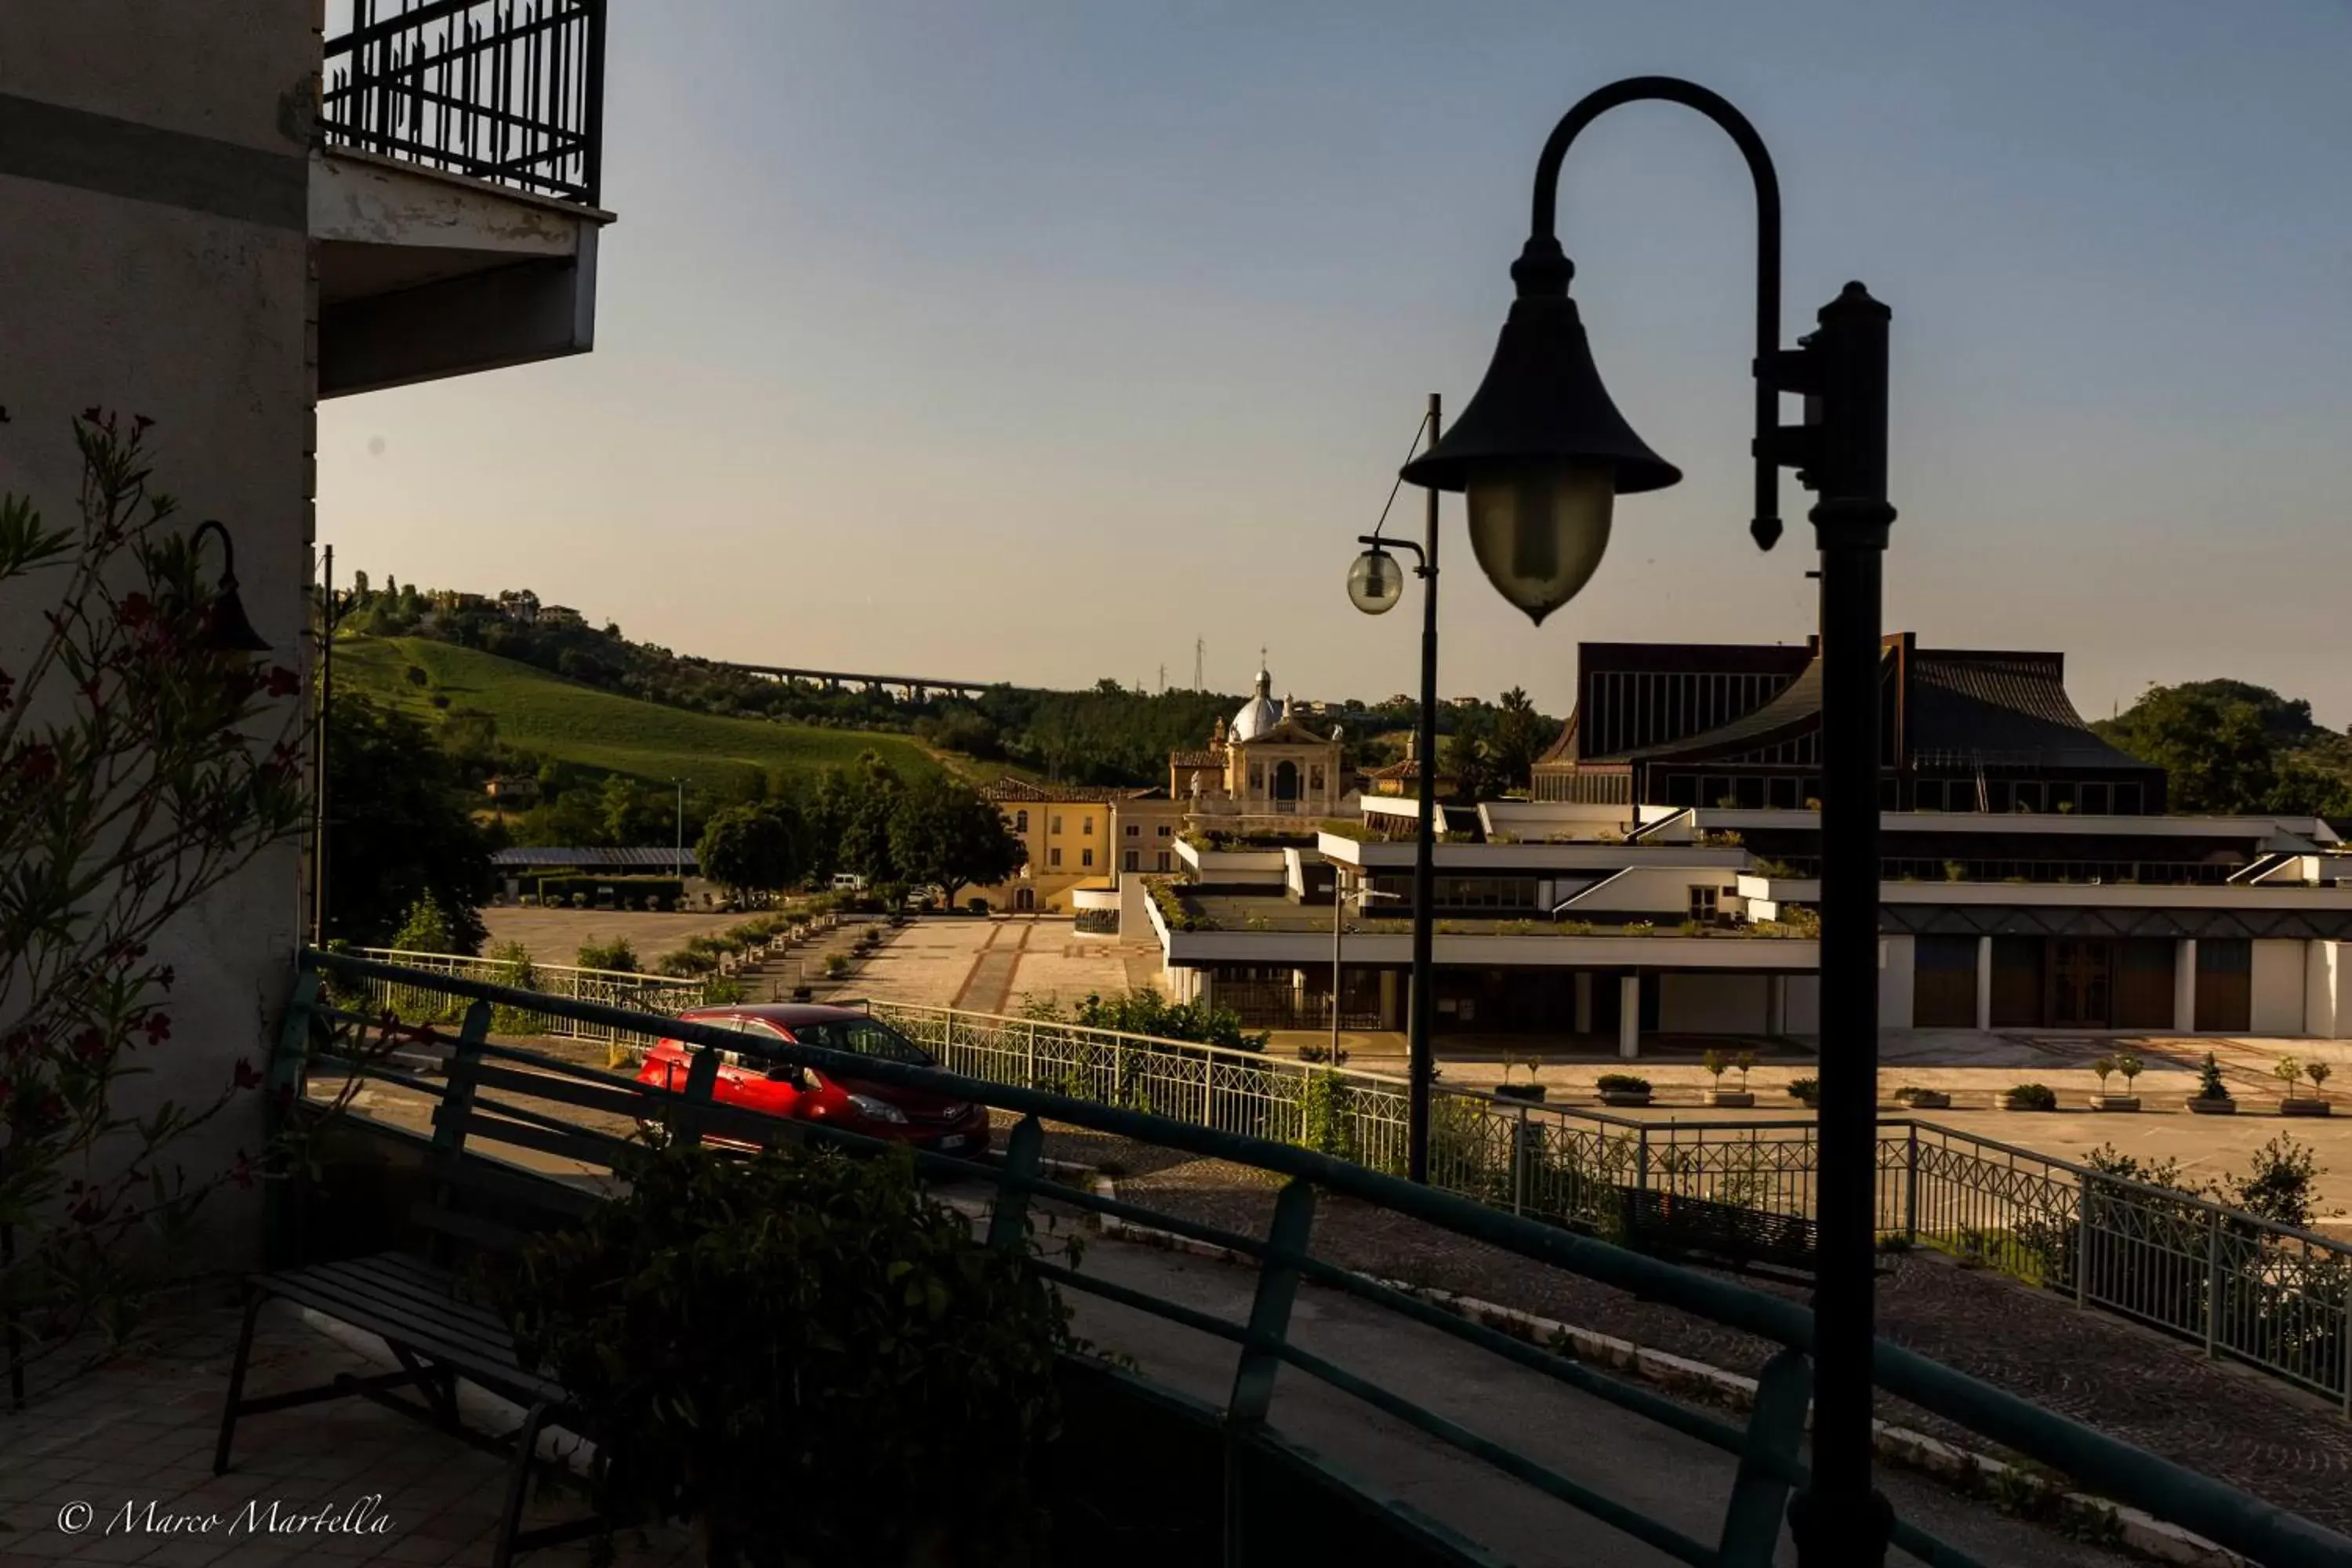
[
  {"x1": 1025, "y1": 1018, "x2": 1038, "y2": 1091},
  {"x1": 2204, "y1": 1205, "x2": 2223, "y2": 1358},
  {"x1": 1635, "y1": 1126, "x2": 1651, "y2": 1196},
  {"x1": 987, "y1": 1116, "x2": 1045, "y2": 1253},
  {"x1": 1717, "y1": 1348, "x2": 1813, "y2": 1567},
  {"x1": 2074, "y1": 1175, "x2": 2092, "y2": 1307},
  {"x1": 1512, "y1": 1104, "x2": 1529, "y2": 1216},
  {"x1": 671, "y1": 1046, "x2": 720, "y2": 1149},
  {"x1": 1904, "y1": 1124, "x2": 1918, "y2": 1246},
  {"x1": 1225, "y1": 1179, "x2": 1317, "y2": 1565}
]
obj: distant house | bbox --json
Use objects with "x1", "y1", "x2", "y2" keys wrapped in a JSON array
[
  {"x1": 483, "y1": 775, "x2": 541, "y2": 807},
  {"x1": 538, "y1": 604, "x2": 587, "y2": 629}
]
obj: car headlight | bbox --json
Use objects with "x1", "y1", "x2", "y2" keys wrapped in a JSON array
[{"x1": 846, "y1": 1093, "x2": 908, "y2": 1125}]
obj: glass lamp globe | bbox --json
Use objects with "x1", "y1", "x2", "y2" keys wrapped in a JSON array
[
  {"x1": 1465, "y1": 459, "x2": 1614, "y2": 626},
  {"x1": 1346, "y1": 549, "x2": 1405, "y2": 615}
]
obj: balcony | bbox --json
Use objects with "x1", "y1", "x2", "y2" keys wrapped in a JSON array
[{"x1": 312, "y1": 0, "x2": 612, "y2": 395}]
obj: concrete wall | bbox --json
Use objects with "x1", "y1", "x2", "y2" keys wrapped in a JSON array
[
  {"x1": 2252, "y1": 938, "x2": 2308, "y2": 1036},
  {"x1": 1878, "y1": 935, "x2": 1916, "y2": 1031},
  {"x1": 0, "y1": 0, "x2": 319, "y2": 1272},
  {"x1": 1784, "y1": 975, "x2": 1821, "y2": 1035},
  {"x1": 1657, "y1": 973, "x2": 1769, "y2": 1034},
  {"x1": 1563, "y1": 865, "x2": 1737, "y2": 918},
  {"x1": 2308, "y1": 942, "x2": 2350, "y2": 1041}
]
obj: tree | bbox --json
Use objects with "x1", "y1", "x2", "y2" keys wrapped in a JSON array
[
  {"x1": 599, "y1": 773, "x2": 669, "y2": 844},
  {"x1": 1443, "y1": 713, "x2": 1497, "y2": 804},
  {"x1": 325, "y1": 693, "x2": 494, "y2": 951},
  {"x1": 1489, "y1": 687, "x2": 1548, "y2": 792},
  {"x1": 888, "y1": 775, "x2": 1027, "y2": 906},
  {"x1": 822, "y1": 751, "x2": 906, "y2": 885},
  {"x1": 697, "y1": 802, "x2": 803, "y2": 900},
  {"x1": 390, "y1": 891, "x2": 456, "y2": 953},
  {"x1": 2098, "y1": 680, "x2": 2352, "y2": 816}
]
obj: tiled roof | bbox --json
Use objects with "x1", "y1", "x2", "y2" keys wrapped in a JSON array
[
  {"x1": 1367, "y1": 757, "x2": 1453, "y2": 781},
  {"x1": 980, "y1": 777, "x2": 1150, "y2": 804},
  {"x1": 1908, "y1": 652, "x2": 2151, "y2": 769},
  {"x1": 1170, "y1": 750, "x2": 1223, "y2": 768}
]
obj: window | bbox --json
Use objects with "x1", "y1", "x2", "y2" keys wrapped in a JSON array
[
  {"x1": 1050, "y1": 848, "x2": 1062, "y2": 868},
  {"x1": 1156, "y1": 851, "x2": 1171, "y2": 871},
  {"x1": 1126, "y1": 823, "x2": 1139, "y2": 837},
  {"x1": 1123, "y1": 850, "x2": 1139, "y2": 871},
  {"x1": 1014, "y1": 810, "x2": 1029, "y2": 832},
  {"x1": 1051, "y1": 815, "x2": 1062, "y2": 833},
  {"x1": 1688, "y1": 886, "x2": 1719, "y2": 921},
  {"x1": 1156, "y1": 824, "x2": 1172, "y2": 837},
  {"x1": 1249, "y1": 764, "x2": 1265, "y2": 790},
  {"x1": 1913, "y1": 779, "x2": 1944, "y2": 811},
  {"x1": 1082, "y1": 848, "x2": 1094, "y2": 867},
  {"x1": 2012, "y1": 782, "x2": 2042, "y2": 813},
  {"x1": 1083, "y1": 815, "x2": 1094, "y2": 836},
  {"x1": 2079, "y1": 782, "x2": 2111, "y2": 815},
  {"x1": 1769, "y1": 775, "x2": 1798, "y2": 809},
  {"x1": 787, "y1": 1018, "x2": 934, "y2": 1065}
]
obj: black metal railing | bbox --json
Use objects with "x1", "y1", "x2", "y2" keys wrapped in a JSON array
[{"x1": 322, "y1": 0, "x2": 605, "y2": 205}]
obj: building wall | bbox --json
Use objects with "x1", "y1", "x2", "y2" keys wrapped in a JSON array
[
  {"x1": 2309, "y1": 942, "x2": 2350, "y2": 1041},
  {"x1": 978, "y1": 795, "x2": 1123, "y2": 911},
  {"x1": 1112, "y1": 797, "x2": 1184, "y2": 877},
  {"x1": 1657, "y1": 973, "x2": 1769, "y2": 1034},
  {"x1": 1878, "y1": 935, "x2": 1916, "y2": 1031},
  {"x1": 1562, "y1": 866, "x2": 1740, "y2": 920},
  {"x1": 2252, "y1": 939, "x2": 2308, "y2": 1036},
  {"x1": 1784, "y1": 975, "x2": 1821, "y2": 1034},
  {"x1": 0, "y1": 0, "x2": 319, "y2": 1271}
]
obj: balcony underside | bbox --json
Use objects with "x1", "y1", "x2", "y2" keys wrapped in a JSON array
[{"x1": 311, "y1": 147, "x2": 611, "y2": 397}]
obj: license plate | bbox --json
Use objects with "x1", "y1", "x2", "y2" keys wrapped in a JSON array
[{"x1": 936, "y1": 1134, "x2": 967, "y2": 1151}]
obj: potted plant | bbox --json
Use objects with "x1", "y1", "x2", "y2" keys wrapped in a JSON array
[
  {"x1": 1494, "y1": 1048, "x2": 1546, "y2": 1102},
  {"x1": 1595, "y1": 1073, "x2": 1653, "y2": 1107},
  {"x1": 2005, "y1": 1083, "x2": 2059, "y2": 1112},
  {"x1": 1892, "y1": 1084, "x2": 1951, "y2": 1112},
  {"x1": 2188, "y1": 1051, "x2": 2236, "y2": 1115},
  {"x1": 2279, "y1": 1057, "x2": 2331, "y2": 1117},
  {"x1": 1735, "y1": 1049, "x2": 1757, "y2": 1095},
  {"x1": 1704, "y1": 1048, "x2": 1752, "y2": 1109},
  {"x1": 503, "y1": 1139, "x2": 1073, "y2": 1568},
  {"x1": 2092, "y1": 1055, "x2": 2139, "y2": 1113},
  {"x1": 1786, "y1": 1076, "x2": 1819, "y2": 1109}
]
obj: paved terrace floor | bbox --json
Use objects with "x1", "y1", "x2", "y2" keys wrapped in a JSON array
[{"x1": 0, "y1": 1252, "x2": 2130, "y2": 1568}]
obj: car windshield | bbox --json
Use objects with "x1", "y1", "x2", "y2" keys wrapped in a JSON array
[{"x1": 788, "y1": 1018, "x2": 935, "y2": 1066}]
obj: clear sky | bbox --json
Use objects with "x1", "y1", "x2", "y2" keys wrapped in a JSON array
[{"x1": 318, "y1": 1, "x2": 2352, "y2": 727}]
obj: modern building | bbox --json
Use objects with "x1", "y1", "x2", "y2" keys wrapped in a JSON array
[
  {"x1": 1146, "y1": 640, "x2": 2352, "y2": 1048},
  {"x1": 1533, "y1": 635, "x2": 2168, "y2": 813},
  {"x1": 1, "y1": 0, "x2": 611, "y2": 1263}
]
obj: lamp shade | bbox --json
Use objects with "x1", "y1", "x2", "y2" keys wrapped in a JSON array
[
  {"x1": 1401, "y1": 289, "x2": 1679, "y2": 622},
  {"x1": 206, "y1": 572, "x2": 271, "y2": 654}
]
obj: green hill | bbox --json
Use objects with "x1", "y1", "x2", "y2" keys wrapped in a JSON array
[{"x1": 336, "y1": 636, "x2": 941, "y2": 792}]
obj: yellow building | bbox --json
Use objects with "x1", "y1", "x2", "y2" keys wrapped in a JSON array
[{"x1": 975, "y1": 779, "x2": 1149, "y2": 913}]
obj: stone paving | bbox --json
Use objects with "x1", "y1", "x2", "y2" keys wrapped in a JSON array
[{"x1": 0, "y1": 1300, "x2": 691, "y2": 1566}]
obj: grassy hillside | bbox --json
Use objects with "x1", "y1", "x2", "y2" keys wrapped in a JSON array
[{"x1": 336, "y1": 636, "x2": 942, "y2": 792}]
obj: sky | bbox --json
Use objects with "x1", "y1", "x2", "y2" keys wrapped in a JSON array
[{"x1": 318, "y1": 2, "x2": 2352, "y2": 728}]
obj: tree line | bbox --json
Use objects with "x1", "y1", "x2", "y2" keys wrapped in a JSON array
[{"x1": 2095, "y1": 679, "x2": 2352, "y2": 817}]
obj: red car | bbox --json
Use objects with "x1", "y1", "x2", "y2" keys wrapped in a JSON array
[{"x1": 637, "y1": 1004, "x2": 990, "y2": 1156}]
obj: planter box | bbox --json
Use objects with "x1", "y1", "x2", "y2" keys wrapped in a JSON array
[
  {"x1": 2186, "y1": 1097, "x2": 2236, "y2": 1116},
  {"x1": 1895, "y1": 1091, "x2": 1951, "y2": 1111},
  {"x1": 1493, "y1": 1083, "x2": 1548, "y2": 1103},
  {"x1": 1708, "y1": 1090, "x2": 1756, "y2": 1109},
  {"x1": 2093, "y1": 1094, "x2": 2141, "y2": 1112},
  {"x1": 2281, "y1": 1098, "x2": 2332, "y2": 1117},
  {"x1": 1597, "y1": 1091, "x2": 1653, "y2": 1108}
]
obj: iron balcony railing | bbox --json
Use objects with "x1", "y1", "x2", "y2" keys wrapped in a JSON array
[
  {"x1": 353, "y1": 943, "x2": 2352, "y2": 1410},
  {"x1": 322, "y1": 0, "x2": 606, "y2": 205},
  {"x1": 299, "y1": 948, "x2": 2352, "y2": 1566}
]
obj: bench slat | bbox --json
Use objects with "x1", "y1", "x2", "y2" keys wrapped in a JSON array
[
  {"x1": 254, "y1": 1259, "x2": 565, "y2": 1406},
  {"x1": 462, "y1": 1108, "x2": 634, "y2": 1169},
  {"x1": 299, "y1": 1255, "x2": 517, "y2": 1345}
]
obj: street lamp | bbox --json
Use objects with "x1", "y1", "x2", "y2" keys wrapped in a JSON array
[
  {"x1": 1398, "y1": 76, "x2": 1896, "y2": 1565},
  {"x1": 1348, "y1": 393, "x2": 1443, "y2": 1188},
  {"x1": 190, "y1": 520, "x2": 270, "y2": 654}
]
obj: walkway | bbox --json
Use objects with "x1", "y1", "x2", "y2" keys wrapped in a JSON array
[{"x1": 1055, "y1": 1228, "x2": 2132, "y2": 1567}]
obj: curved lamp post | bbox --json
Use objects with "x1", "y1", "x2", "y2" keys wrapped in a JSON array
[{"x1": 1398, "y1": 76, "x2": 1897, "y2": 1563}]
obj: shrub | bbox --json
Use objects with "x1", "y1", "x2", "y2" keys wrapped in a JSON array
[
  {"x1": 1596, "y1": 1073, "x2": 1651, "y2": 1095},
  {"x1": 1295, "y1": 1041, "x2": 1348, "y2": 1065},
  {"x1": 2218, "y1": 1134, "x2": 2323, "y2": 1229},
  {"x1": 2006, "y1": 1083, "x2": 2058, "y2": 1112},
  {"x1": 390, "y1": 891, "x2": 458, "y2": 954},
  {"x1": 1621, "y1": 920, "x2": 1655, "y2": 937},
  {"x1": 501, "y1": 1140, "x2": 1075, "y2": 1566},
  {"x1": 1892, "y1": 1085, "x2": 1931, "y2": 1105},
  {"x1": 1701, "y1": 1049, "x2": 1728, "y2": 1083},
  {"x1": 2274, "y1": 1058, "x2": 2305, "y2": 1096},
  {"x1": 2196, "y1": 1052, "x2": 2231, "y2": 1102},
  {"x1": 1787, "y1": 1076, "x2": 1818, "y2": 1103},
  {"x1": 822, "y1": 953, "x2": 851, "y2": 978},
  {"x1": 2091, "y1": 1055, "x2": 2117, "y2": 1091},
  {"x1": 575, "y1": 935, "x2": 640, "y2": 974},
  {"x1": 1678, "y1": 919, "x2": 1708, "y2": 938}
]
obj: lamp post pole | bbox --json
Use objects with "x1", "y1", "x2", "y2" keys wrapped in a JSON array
[
  {"x1": 1408, "y1": 392, "x2": 1441, "y2": 1185},
  {"x1": 1390, "y1": 77, "x2": 1896, "y2": 1563}
]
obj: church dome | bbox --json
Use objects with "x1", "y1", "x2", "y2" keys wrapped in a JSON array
[{"x1": 1231, "y1": 662, "x2": 1282, "y2": 742}]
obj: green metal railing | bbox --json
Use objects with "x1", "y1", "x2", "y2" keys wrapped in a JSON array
[
  {"x1": 350, "y1": 945, "x2": 2352, "y2": 1410},
  {"x1": 303, "y1": 948, "x2": 2350, "y2": 1566}
]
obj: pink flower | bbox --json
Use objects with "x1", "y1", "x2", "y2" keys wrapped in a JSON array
[
  {"x1": 141, "y1": 1012, "x2": 172, "y2": 1045},
  {"x1": 233, "y1": 1058, "x2": 263, "y2": 1090},
  {"x1": 265, "y1": 666, "x2": 299, "y2": 699}
]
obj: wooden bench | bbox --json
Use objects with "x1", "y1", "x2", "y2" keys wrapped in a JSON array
[
  {"x1": 216, "y1": 993, "x2": 678, "y2": 1568},
  {"x1": 1617, "y1": 1186, "x2": 1820, "y2": 1282}
]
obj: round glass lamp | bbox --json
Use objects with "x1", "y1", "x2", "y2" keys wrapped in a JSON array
[{"x1": 1346, "y1": 548, "x2": 1405, "y2": 615}]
